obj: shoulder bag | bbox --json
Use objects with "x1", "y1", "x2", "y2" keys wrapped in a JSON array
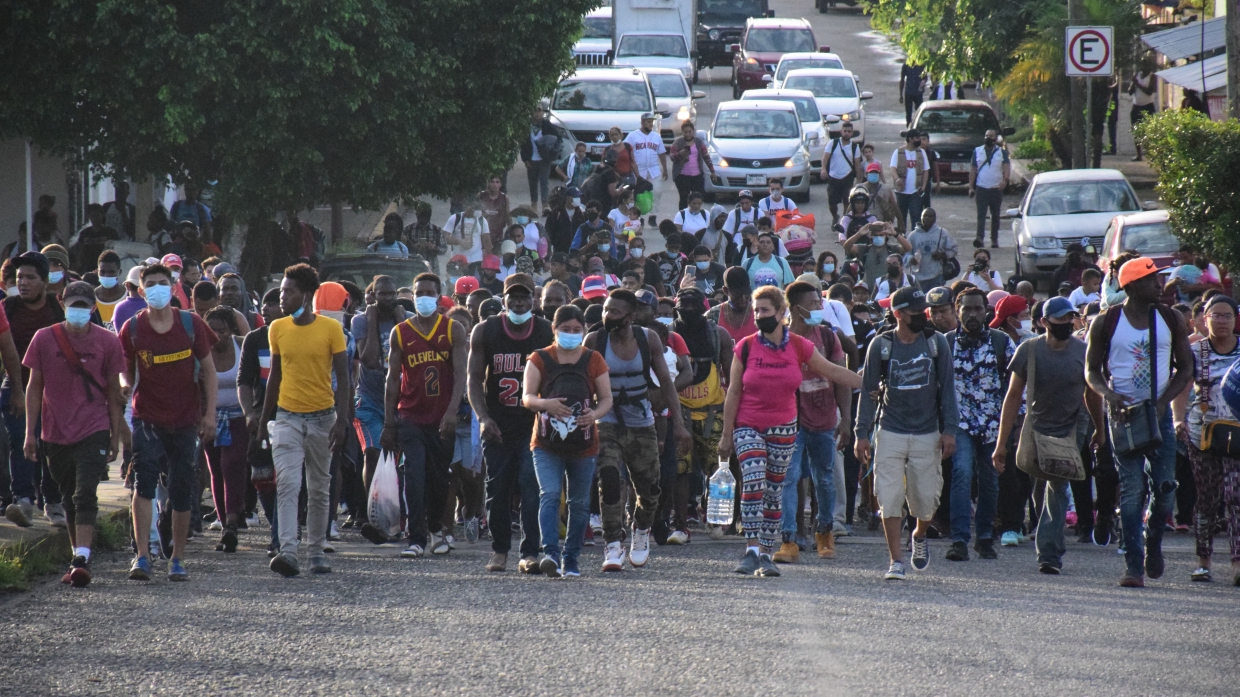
[
  {"x1": 1016, "y1": 337, "x2": 1086, "y2": 481},
  {"x1": 1106, "y1": 307, "x2": 1163, "y2": 458},
  {"x1": 1196, "y1": 339, "x2": 1240, "y2": 456}
]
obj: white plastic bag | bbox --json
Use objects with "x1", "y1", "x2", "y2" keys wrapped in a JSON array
[{"x1": 367, "y1": 450, "x2": 402, "y2": 540}]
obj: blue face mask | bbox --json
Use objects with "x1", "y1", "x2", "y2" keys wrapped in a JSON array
[
  {"x1": 508, "y1": 310, "x2": 532, "y2": 325},
  {"x1": 144, "y1": 284, "x2": 172, "y2": 310},
  {"x1": 696, "y1": 261, "x2": 711, "y2": 271},
  {"x1": 557, "y1": 331, "x2": 583, "y2": 350},
  {"x1": 516, "y1": 216, "x2": 530, "y2": 225},
  {"x1": 656, "y1": 316, "x2": 674, "y2": 326},
  {"x1": 98, "y1": 275, "x2": 119, "y2": 289},
  {"x1": 414, "y1": 296, "x2": 438, "y2": 317},
  {"x1": 867, "y1": 173, "x2": 880, "y2": 184},
  {"x1": 65, "y1": 306, "x2": 92, "y2": 328},
  {"x1": 804, "y1": 309, "x2": 827, "y2": 326},
  {"x1": 290, "y1": 306, "x2": 306, "y2": 320},
  {"x1": 48, "y1": 271, "x2": 64, "y2": 284},
  {"x1": 822, "y1": 264, "x2": 835, "y2": 274},
  {"x1": 599, "y1": 244, "x2": 611, "y2": 253}
]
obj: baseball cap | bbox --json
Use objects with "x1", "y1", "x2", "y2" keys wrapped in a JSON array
[
  {"x1": 450, "y1": 254, "x2": 469, "y2": 266},
  {"x1": 588, "y1": 256, "x2": 606, "y2": 272},
  {"x1": 865, "y1": 162, "x2": 883, "y2": 173},
  {"x1": 724, "y1": 266, "x2": 751, "y2": 293},
  {"x1": 634, "y1": 289, "x2": 658, "y2": 308},
  {"x1": 480, "y1": 255, "x2": 501, "y2": 271},
  {"x1": 640, "y1": 112, "x2": 656, "y2": 121},
  {"x1": 1057, "y1": 281, "x2": 1074, "y2": 292},
  {"x1": 62, "y1": 281, "x2": 96, "y2": 306},
  {"x1": 565, "y1": 186, "x2": 582, "y2": 199},
  {"x1": 1117, "y1": 256, "x2": 1158, "y2": 288},
  {"x1": 503, "y1": 273, "x2": 535, "y2": 295},
  {"x1": 500, "y1": 240, "x2": 517, "y2": 255},
  {"x1": 125, "y1": 265, "x2": 144, "y2": 287},
  {"x1": 989, "y1": 295, "x2": 1029, "y2": 328},
  {"x1": 925, "y1": 286, "x2": 953, "y2": 308},
  {"x1": 437, "y1": 295, "x2": 455, "y2": 312},
  {"x1": 160, "y1": 253, "x2": 183, "y2": 270},
  {"x1": 454, "y1": 276, "x2": 479, "y2": 295},
  {"x1": 986, "y1": 289, "x2": 1009, "y2": 307},
  {"x1": 13, "y1": 251, "x2": 49, "y2": 280},
  {"x1": 581, "y1": 275, "x2": 608, "y2": 299},
  {"x1": 1042, "y1": 296, "x2": 1077, "y2": 319},
  {"x1": 313, "y1": 282, "x2": 350, "y2": 312},
  {"x1": 890, "y1": 286, "x2": 927, "y2": 313},
  {"x1": 211, "y1": 262, "x2": 238, "y2": 280},
  {"x1": 41, "y1": 244, "x2": 70, "y2": 270},
  {"x1": 901, "y1": 128, "x2": 924, "y2": 139},
  {"x1": 737, "y1": 189, "x2": 754, "y2": 201}
]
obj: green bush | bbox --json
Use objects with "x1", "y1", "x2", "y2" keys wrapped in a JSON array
[{"x1": 1013, "y1": 139, "x2": 1053, "y2": 160}]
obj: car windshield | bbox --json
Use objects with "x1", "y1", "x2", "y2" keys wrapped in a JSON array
[
  {"x1": 783, "y1": 74, "x2": 857, "y2": 99},
  {"x1": 776, "y1": 58, "x2": 843, "y2": 80},
  {"x1": 701, "y1": 0, "x2": 766, "y2": 14},
  {"x1": 617, "y1": 35, "x2": 688, "y2": 58},
  {"x1": 553, "y1": 79, "x2": 651, "y2": 111},
  {"x1": 582, "y1": 15, "x2": 613, "y2": 39},
  {"x1": 916, "y1": 108, "x2": 999, "y2": 134},
  {"x1": 745, "y1": 28, "x2": 815, "y2": 53},
  {"x1": 648, "y1": 74, "x2": 689, "y2": 98},
  {"x1": 714, "y1": 109, "x2": 800, "y2": 138},
  {"x1": 1027, "y1": 181, "x2": 1140, "y2": 216},
  {"x1": 1121, "y1": 222, "x2": 1180, "y2": 255},
  {"x1": 741, "y1": 94, "x2": 820, "y2": 122}
]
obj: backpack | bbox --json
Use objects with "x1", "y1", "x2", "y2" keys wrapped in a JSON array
[
  {"x1": 873, "y1": 327, "x2": 943, "y2": 425},
  {"x1": 1098, "y1": 304, "x2": 1181, "y2": 380},
  {"x1": 588, "y1": 326, "x2": 658, "y2": 420},
  {"x1": 534, "y1": 348, "x2": 597, "y2": 454},
  {"x1": 945, "y1": 328, "x2": 1010, "y2": 382},
  {"x1": 826, "y1": 139, "x2": 859, "y2": 179},
  {"x1": 580, "y1": 169, "x2": 612, "y2": 208},
  {"x1": 129, "y1": 308, "x2": 200, "y2": 389}
]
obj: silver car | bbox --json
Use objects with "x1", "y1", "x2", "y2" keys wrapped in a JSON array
[
  {"x1": 640, "y1": 67, "x2": 707, "y2": 145},
  {"x1": 704, "y1": 100, "x2": 811, "y2": 202},
  {"x1": 740, "y1": 88, "x2": 827, "y2": 173}
]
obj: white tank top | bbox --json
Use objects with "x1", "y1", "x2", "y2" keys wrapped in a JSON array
[
  {"x1": 1108, "y1": 308, "x2": 1172, "y2": 401},
  {"x1": 215, "y1": 337, "x2": 242, "y2": 409}
]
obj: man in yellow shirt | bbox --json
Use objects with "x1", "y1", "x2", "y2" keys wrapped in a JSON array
[
  {"x1": 93, "y1": 251, "x2": 126, "y2": 332},
  {"x1": 259, "y1": 264, "x2": 351, "y2": 577}
]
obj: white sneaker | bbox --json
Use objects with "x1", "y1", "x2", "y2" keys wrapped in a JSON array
[
  {"x1": 445, "y1": 534, "x2": 457, "y2": 550},
  {"x1": 208, "y1": 520, "x2": 224, "y2": 531},
  {"x1": 401, "y1": 544, "x2": 424, "y2": 558},
  {"x1": 246, "y1": 513, "x2": 261, "y2": 527},
  {"x1": 708, "y1": 525, "x2": 725, "y2": 540},
  {"x1": 630, "y1": 527, "x2": 651, "y2": 567},
  {"x1": 328, "y1": 521, "x2": 340, "y2": 541},
  {"x1": 602, "y1": 541, "x2": 625, "y2": 571},
  {"x1": 4, "y1": 497, "x2": 34, "y2": 527},
  {"x1": 666, "y1": 530, "x2": 689, "y2": 545},
  {"x1": 430, "y1": 532, "x2": 451, "y2": 555},
  {"x1": 832, "y1": 524, "x2": 852, "y2": 538},
  {"x1": 590, "y1": 514, "x2": 603, "y2": 534},
  {"x1": 45, "y1": 503, "x2": 67, "y2": 529}
]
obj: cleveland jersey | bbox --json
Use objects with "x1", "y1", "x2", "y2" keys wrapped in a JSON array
[{"x1": 395, "y1": 315, "x2": 454, "y2": 425}]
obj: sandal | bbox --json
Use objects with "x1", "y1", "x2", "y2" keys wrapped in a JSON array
[{"x1": 1190, "y1": 567, "x2": 1212, "y2": 582}]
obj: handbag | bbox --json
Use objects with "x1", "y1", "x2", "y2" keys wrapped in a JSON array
[
  {"x1": 1195, "y1": 339, "x2": 1240, "y2": 456},
  {"x1": 1107, "y1": 308, "x2": 1163, "y2": 458},
  {"x1": 1016, "y1": 336, "x2": 1086, "y2": 481}
]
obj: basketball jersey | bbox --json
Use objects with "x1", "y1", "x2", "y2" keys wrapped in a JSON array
[
  {"x1": 395, "y1": 315, "x2": 455, "y2": 425},
  {"x1": 482, "y1": 315, "x2": 554, "y2": 437}
]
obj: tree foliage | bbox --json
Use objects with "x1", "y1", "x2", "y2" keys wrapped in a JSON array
[{"x1": 1136, "y1": 110, "x2": 1240, "y2": 270}]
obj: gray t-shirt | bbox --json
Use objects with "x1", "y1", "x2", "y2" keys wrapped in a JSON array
[
  {"x1": 906, "y1": 224, "x2": 957, "y2": 282},
  {"x1": 1009, "y1": 336, "x2": 1086, "y2": 438},
  {"x1": 857, "y1": 331, "x2": 958, "y2": 437},
  {"x1": 350, "y1": 309, "x2": 410, "y2": 407},
  {"x1": 598, "y1": 331, "x2": 655, "y2": 428}
]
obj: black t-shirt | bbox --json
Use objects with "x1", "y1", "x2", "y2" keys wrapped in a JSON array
[
  {"x1": 901, "y1": 64, "x2": 925, "y2": 94},
  {"x1": 691, "y1": 262, "x2": 727, "y2": 296},
  {"x1": 4, "y1": 294, "x2": 65, "y2": 386},
  {"x1": 550, "y1": 273, "x2": 583, "y2": 296},
  {"x1": 481, "y1": 315, "x2": 555, "y2": 436},
  {"x1": 651, "y1": 252, "x2": 685, "y2": 288},
  {"x1": 479, "y1": 276, "x2": 504, "y2": 296},
  {"x1": 238, "y1": 325, "x2": 271, "y2": 410}
]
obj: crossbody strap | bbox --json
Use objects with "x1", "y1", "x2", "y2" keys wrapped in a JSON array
[
  {"x1": 51, "y1": 323, "x2": 107, "y2": 402},
  {"x1": 1149, "y1": 307, "x2": 1158, "y2": 404}
]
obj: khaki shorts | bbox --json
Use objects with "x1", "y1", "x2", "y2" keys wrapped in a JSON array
[{"x1": 873, "y1": 429, "x2": 942, "y2": 520}]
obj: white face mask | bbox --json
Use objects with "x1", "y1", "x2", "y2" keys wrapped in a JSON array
[{"x1": 1019, "y1": 319, "x2": 1033, "y2": 333}]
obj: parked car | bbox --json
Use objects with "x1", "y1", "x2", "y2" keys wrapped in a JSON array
[
  {"x1": 910, "y1": 100, "x2": 1014, "y2": 185},
  {"x1": 1009, "y1": 169, "x2": 1146, "y2": 281},
  {"x1": 730, "y1": 17, "x2": 825, "y2": 98},
  {"x1": 319, "y1": 253, "x2": 430, "y2": 291},
  {"x1": 573, "y1": 5, "x2": 613, "y2": 67},
  {"x1": 1098, "y1": 210, "x2": 1179, "y2": 277},
  {"x1": 641, "y1": 67, "x2": 707, "y2": 145},
  {"x1": 696, "y1": 0, "x2": 771, "y2": 79},
  {"x1": 704, "y1": 100, "x2": 811, "y2": 202},
  {"x1": 764, "y1": 51, "x2": 845, "y2": 89},
  {"x1": 740, "y1": 88, "x2": 827, "y2": 173},
  {"x1": 549, "y1": 67, "x2": 664, "y2": 160},
  {"x1": 780, "y1": 67, "x2": 872, "y2": 141}
]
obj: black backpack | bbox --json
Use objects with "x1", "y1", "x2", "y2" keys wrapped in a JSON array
[{"x1": 534, "y1": 349, "x2": 597, "y2": 454}]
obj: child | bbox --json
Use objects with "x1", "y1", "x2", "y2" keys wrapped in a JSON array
[
  {"x1": 619, "y1": 204, "x2": 644, "y2": 244},
  {"x1": 1068, "y1": 267, "x2": 1101, "y2": 308}
]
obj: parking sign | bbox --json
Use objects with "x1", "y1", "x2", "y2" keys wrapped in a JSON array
[{"x1": 1065, "y1": 26, "x2": 1113, "y2": 77}]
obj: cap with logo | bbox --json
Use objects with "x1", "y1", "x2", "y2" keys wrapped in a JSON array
[
  {"x1": 890, "y1": 286, "x2": 928, "y2": 313},
  {"x1": 480, "y1": 255, "x2": 501, "y2": 271},
  {"x1": 62, "y1": 281, "x2": 96, "y2": 306},
  {"x1": 1117, "y1": 257, "x2": 1158, "y2": 288},
  {"x1": 925, "y1": 286, "x2": 953, "y2": 308},
  {"x1": 454, "y1": 276, "x2": 480, "y2": 295},
  {"x1": 581, "y1": 275, "x2": 608, "y2": 300}
]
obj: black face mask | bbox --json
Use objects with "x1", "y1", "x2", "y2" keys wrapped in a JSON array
[
  {"x1": 676, "y1": 301, "x2": 704, "y2": 317},
  {"x1": 963, "y1": 317, "x2": 985, "y2": 335},
  {"x1": 906, "y1": 313, "x2": 929, "y2": 332},
  {"x1": 755, "y1": 314, "x2": 781, "y2": 334},
  {"x1": 603, "y1": 316, "x2": 627, "y2": 333},
  {"x1": 984, "y1": 137, "x2": 996, "y2": 147},
  {"x1": 887, "y1": 264, "x2": 901, "y2": 277},
  {"x1": 1047, "y1": 321, "x2": 1074, "y2": 340},
  {"x1": 912, "y1": 139, "x2": 922, "y2": 148}
]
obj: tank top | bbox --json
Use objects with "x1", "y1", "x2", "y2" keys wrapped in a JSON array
[
  {"x1": 1187, "y1": 337, "x2": 1240, "y2": 445},
  {"x1": 215, "y1": 337, "x2": 242, "y2": 409},
  {"x1": 481, "y1": 315, "x2": 554, "y2": 436},
  {"x1": 395, "y1": 315, "x2": 455, "y2": 425},
  {"x1": 598, "y1": 332, "x2": 654, "y2": 428},
  {"x1": 717, "y1": 306, "x2": 758, "y2": 343},
  {"x1": 96, "y1": 297, "x2": 121, "y2": 332},
  {"x1": 1107, "y1": 308, "x2": 1172, "y2": 401}
]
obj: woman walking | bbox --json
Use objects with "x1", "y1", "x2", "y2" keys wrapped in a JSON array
[{"x1": 203, "y1": 306, "x2": 250, "y2": 553}]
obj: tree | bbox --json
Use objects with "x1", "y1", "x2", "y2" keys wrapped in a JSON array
[
  {"x1": 1136, "y1": 110, "x2": 1240, "y2": 270},
  {"x1": 0, "y1": 0, "x2": 595, "y2": 287}
]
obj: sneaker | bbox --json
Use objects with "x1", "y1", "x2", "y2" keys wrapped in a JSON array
[
  {"x1": 128, "y1": 556, "x2": 152, "y2": 581},
  {"x1": 602, "y1": 541, "x2": 625, "y2": 571},
  {"x1": 4, "y1": 497, "x2": 33, "y2": 527},
  {"x1": 756, "y1": 555, "x2": 781, "y2": 577},
  {"x1": 208, "y1": 520, "x2": 224, "y2": 531},
  {"x1": 708, "y1": 525, "x2": 725, "y2": 540},
  {"x1": 322, "y1": 540, "x2": 335, "y2": 554},
  {"x1": 772, "y1": 540, "x2": 800, "y2": 564},
  {"x1": 590, "y1": 514, "x2": 603, "y2": 534},
  {"x1": 400, "y1": 544, "x2": 424, "y2": 559},
  {"x1": 518, "y1": 555, "x2": 542, "y2": 574},
  {"x1": 267, "y1": 544, "x2": 278, "y2": 559},
  {"x1": 1039, "y1": 561, "x2": 1061, "y2": 575},
  {"x1": 884, "y1": 560, "x2": 907, "y2": 580},
  {"x1": 445, "y1": 534, "x2": 457, "y2": 550},
  {"x1": 310, "y1": 556, "x2": 331, "y2": 573},
  {"x1": 1093, "y1": 517, "x2": 1113, "y2": 546},
  {"x1": 666, "y1": 529, "x2": 689, "y2": 545},
  {"x1": 270, "y1": 553, "x2": 300, "y2": 577},
  {"x1": 540, "y1": 552, "x2": 562, "y2": 578},
  {"x1": 734, "y1": 549, "x2": 761, "y2": 575},
  {"x1": 561, "y1": 556, "x2": 581, "y2": 577},
  {"x1": 69, "y1": 556, "x2": 91, "y2": 587},
  {"x1": 974, "y1": 538, "x2": 998, "y2": 560},
  {"x1": 832, "y1": 524, "x2": 852, "y2": 538},
  {"x1": 1145, "y1": 542, "x2": 1165, "y2": 580},
  {"x1": 1076, "y1": 528, "x2": 1094, "y2": 544},
  {"x1": 1000, "y1": 531, "x2": 1020, "y2": 547},
  {"x1": 221, "y1": 527, "x2": 238, "y2": 554},
  {"x1": 815, "y1": 532, "x2": 836, "y2": 559},
  {"x1": 359, "y1": 523, "x2": 390, "y2": 545},
  {"x1": 945, "y1": 541, "x2": 969, "y2": 562},
  {"x1": 972, "y1": 237, "x2": 984, "y2": 249},
  {"x1": 630, "y1": 527, "x2": 651, "y2": 567},
  {"x1": 246, "y1": 513, "x2": 261, "y2": 527},
  {"x1": 1191, "y1": 566, "x2": 1212, "y2": 582},
  {"x1": 44, "y1": 503, "x2": 67, "y2": 529},
  {"x1": 465, "y1": 517, "x2": 480, "y2": 544},
  {"x1": 430, "y1": 532, "x2": 451, "y2": 555},
  {"x1": 910, "y1": 534, "x2": 929, "y2": 571},
  {"x1": 328, "y1": 521, "x2": 340, "y2": 541},
  {"x1": 584, "y1": 525, "x2": 596, "y2": 546},
  {"x1": 167, "y1": 558, "x2": 189, "y2": 581},
  {"x1": 1119, "y1": 573, "x2": 1145, "y2": 588},
  {"x1": 486, "y1": 552, "x2": 507, "y2": 572}
]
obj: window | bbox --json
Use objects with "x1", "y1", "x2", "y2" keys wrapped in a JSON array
[
  {"x1": 648, "y1": 74, "x2": 689, "y2": 99},
  {"x1": 553, "y1": 80, "x2": 652, "y2": 112},
  {"x1": 582, "y1": 15, "x2": 613, "y2": 39},
  {"x1": 1027, "y1": 181, "x2": 1140, "y2": 216},
  {"x1": 1121, "y1": 223, "x2": 1179, "y2": 256},
  {"x1": 782, "y1": 74, "x2": 857, "y2": 99},
  {"x1": 741, "y1": 94, "x2": 820, "y2": 122},
  {"x1": 916, "y1": 108, "x2": 999, "y2": 135},
  {"x1": 617, "y1": 35, "x2": 688, "y2": 58},
  {"x1": 776, "y1": 58, "x2": 843, "y2": 81},
  {"x1": 713, "y1": 109, "x2": 800, "y2": 139},
  {"x1": 701, "y1": 0, "x2": 766, "y2": 14},
  {"x1": 745, "y1": 28, "x2": 815, "y2": 53}
]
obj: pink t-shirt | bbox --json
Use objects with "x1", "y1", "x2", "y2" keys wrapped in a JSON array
[
  {"x1": 682, "y1": 143, "x2": 701, "y2": 177},
  {"x1": 798, "y1": 326, "x2": 846, "y2": 432},
  {"x1": 23, "y1": 324, "x2": 125, "y2": 445},
  {"x1": 736, "y1": 331, "x2": 815, "y2": 430}
]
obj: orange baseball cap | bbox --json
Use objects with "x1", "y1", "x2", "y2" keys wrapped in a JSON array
[
  {"x1": 1117, "y1": 257, "x2": 1158, "y2": 288},
  {"x1": 313, "y1": 281, "x2": 350, "y2": 312}
]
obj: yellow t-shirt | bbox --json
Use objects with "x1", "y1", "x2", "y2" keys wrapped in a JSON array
[
  {"x1": 269, "y1": 314, "x2": 347, "y2": 413},
  {"x1": 96, "y1": 298, "x2": 120, "y2": 330}
]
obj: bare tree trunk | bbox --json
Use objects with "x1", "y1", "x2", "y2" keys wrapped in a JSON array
[
  {"x1": 1049, "y1": 125, "x2": 1073, "y2": 170},
  {"x1": 238, "y1": 216, "x2": 276, "y2": 295},
  {"x1": 331, "y1": 201, "x2": 344, "y2": 246},
  {"x1": 1229, "y1": 0, "x2": 1239, "y2": 119}
]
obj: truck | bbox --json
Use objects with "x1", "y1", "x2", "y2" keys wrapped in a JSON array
[
  {"x1": 696, "y1": 0, "x2": 771, "y2": 79},
  {"x1": 612, "y1": 0, "x2": 697, "y2": 83}
]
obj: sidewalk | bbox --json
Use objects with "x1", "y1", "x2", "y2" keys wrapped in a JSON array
[
  {"x1": 0, "y1": 463, "x2": 131, "y2": 551},
  {"x1": 1010, "y1": 152, "x2": 1160, "y2": 192}
]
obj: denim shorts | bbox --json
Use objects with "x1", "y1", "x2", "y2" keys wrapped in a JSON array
[{"x1": 132, "y1": 419, "x2": 199, "y2": 512}]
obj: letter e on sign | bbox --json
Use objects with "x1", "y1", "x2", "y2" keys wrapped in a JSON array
[{"x1": 1065, "y1": 26, "x2": 1113, "y2": 77}]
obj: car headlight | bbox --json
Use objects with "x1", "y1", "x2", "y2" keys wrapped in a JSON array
[
  {"x1": 677, "y1": 105, "x2": 691, "y2": 121},
  {"x1": 709, "y1": 29, "x2": 720, "y2": 41},
  {"x1": 1031, "y1": 237, "x2": 1060, "y2": 250},
  {"x1": 840, "y1": 110, "x2": 862, "y2": 122},
  {"x1": 745, "y1": 57, "x2": 759, "y2": 66},
  {"x1": 788, "y1": 151, "x2": 808, "y2": 167}
]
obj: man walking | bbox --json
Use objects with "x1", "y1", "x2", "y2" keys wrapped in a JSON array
[
  {"x1": 260, "y1": 264, "x2": 352, "y2": 577},
  {"x1": 624, "y1": 113, "x2": 670, "y2": 226},
  {"x1": 820, "y1": 121, "x2": 863, "y2": 227},
  {"x1": 889, "y1": 130, "x2": 929, "y2": 233},
  {"x1": 906, "y1": 208, "x2": 957, "y2": 291},
  {"x1": 967, "y1": 129, "x2": 1010, "y2": 249},
  {"x1": 899, "y1": 61, "x2": 926, "y2": 126},
  {"x1": 468, "y1": 273, "x2": 553, "y2": 573},
  {"x1": 521, "y1": 108, "x2": 556, "y2": 212}
]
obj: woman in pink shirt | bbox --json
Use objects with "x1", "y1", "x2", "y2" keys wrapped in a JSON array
[
  {"x1": 670, "y1": 122, "x2": 715, "y2": 210},
  {"x1": 718, "y1": 285, "x2": 861, "y2": 577}
]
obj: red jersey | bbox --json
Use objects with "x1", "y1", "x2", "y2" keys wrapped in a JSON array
[{"x1": 395, "y1": 315, "x2": 455, "y2": 425}]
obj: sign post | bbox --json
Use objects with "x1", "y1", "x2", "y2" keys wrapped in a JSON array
[{"x1": 1066, "y1": 26, "x2": 1112, "y2": 168}]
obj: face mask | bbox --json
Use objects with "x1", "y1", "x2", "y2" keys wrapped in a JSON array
[
  {"x1": 557, "y1": 331, "x2": 583, "y2": 350},
  {"x1": 291, "y1": 306, "x2": 306, "y2": 320},
  {"x1": 99, "y1": 276, "x2": 119, "y2": 289},
  {"x1": 872, "y1": 236, "x2": 885, "y2": 247},
  {"x1": 822, "y1": 263, "x2": 835, "y2": 274},
  {"x1": 587, "y1": 211, "x2": 599, "y2": 221},
  {"x1": 603, "y1": 316, "x2": 626, "y2": 333},
  {"x1": 964, "y1": 317, "x2": 984, "y2": 335},
  {"x1": 756, "y1": 314, "x2": 781, "y2": 334},
  {"x1": 984, "y1": 137, "x2": 996, "y2": 147},
  {"x1": 906, "y1": 313, "x2": 929, "y2": 332},
  {"x1": 696, "y1": 261, "x2": 711, "y2": 271},
  {"x1": 572, "y1": 198, "x2": 582, "y2": 208},
  {"x1": 770, "y1": 191, "x2": 782, "y2": 199},
  {"x1": 171, "y1": 271, "x2": 181, "y2": 281},
  {"x1": 656, "y1": 316, "x2": 674, "y2": 326},
  {"x1": 48, "y1": 271, "x2": 64, "y2": 284},
  {"x1": 1019, "y1": 319, "x2": 1033, "y2": 333},
  {"x1": 516, "y1": 216, "x2": 529, "y2": 225},
  {"x1": 65, "y1": 306, "x2": 92, "y2": 328},
  {"x1": 867, "y1": 173, "x2": 880, "y2": 183},
  {"x1": 804, "y1": 309, "x2": 827, "y2": 326},
  {"x1": 1047, "y1": 321, "x2": 1074, "y2": 340},
  {"x1": 449, "y1": 275, "x2": 461, "y2": 287},
  {"x1": 629, "y1": 248, "x2": 644, "y2": 258},
  {"x1": 508, "y1": 309, "x2": 532, "y2": 325},
  {"x1": 886, "y1": 264, "x2": 901, "y2": 277},
  {"x1": 144, "y1": 284, "x2": 172, "y2": 310},
  {"x1": 414, "y1": 296, "x2": 438, "y2": 317},
  {"x1": 912, "y1": 139, "x2": 922, "y2": 148},
  {"x1": 599, "y1": 244, "x2": 610, "y2": 253},
  {"x1": 320, "y1": 310, "x2": 345, "y2": 325},
  {"x1": 4, "y1": 286, "x2": 17, "y2": 297}
]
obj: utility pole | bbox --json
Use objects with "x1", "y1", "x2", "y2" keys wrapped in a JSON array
[
  {"x1": 1068, "y1": 0, "x2": 1086, "y2": 169},
  {"x1": 1229, "y1": 0, "x2": 1239, "y2": 119}
]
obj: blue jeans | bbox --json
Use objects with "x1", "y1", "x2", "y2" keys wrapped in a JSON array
[
  {"x1": 782, "y1": 428, "x2": 837, "y2": 533},
  {"x1": 532, "y1": 447, "x2": 597, "y2": 560},
  {"x1": 1115, "y1": 411, "x2": 1177, "y2": 576},
  {"x1": 1, "y1": 387, "x2": 59, "y2": 504},
  {"x1": 482, "y1": 439, "x2": 540, "y2": 557},
  {"x1": 1035, "y1": 479, "x2": 1070, "y2": 567},
  {"x1": 950, "y1": 432, "x2": 999, "y2": 543}
]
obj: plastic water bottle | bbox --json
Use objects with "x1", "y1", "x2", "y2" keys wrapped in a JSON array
[{"x1": 707, "y1": 460, "x2": 736, "y2": 526}]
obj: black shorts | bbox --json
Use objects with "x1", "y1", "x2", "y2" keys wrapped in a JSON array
[{"x1": 827, "y1": 176, "x2": 855, "y2": 209}]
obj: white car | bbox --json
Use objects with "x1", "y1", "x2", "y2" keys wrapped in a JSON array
[
  {"x1": 573, "y1": 6, "x2": 613, "y2": 67},
  {"x1": 740, "y1": 88, "x2": 827, "y2": 173},
  {"x1": 641, "y1": 67, "x2": 707, "y2": 145},
  {"x1": 1010, "y1": 168, "x2": 1148, "y2": 280},
  {"x1": 550, "y1": 67, "x2": 666, "y2": 159},
  {"x1": 781, "y1": 67, "x2": 872, "y2": 142},
  {"x1": 764, "y1": 51, "x2": 845, "y2": 89},
  {"x1": 704, "y1": 100, "x2": 811, "y2": 202},
  {"x1": 614, "y1": 33, "x2": 694, "y2": 83}
]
